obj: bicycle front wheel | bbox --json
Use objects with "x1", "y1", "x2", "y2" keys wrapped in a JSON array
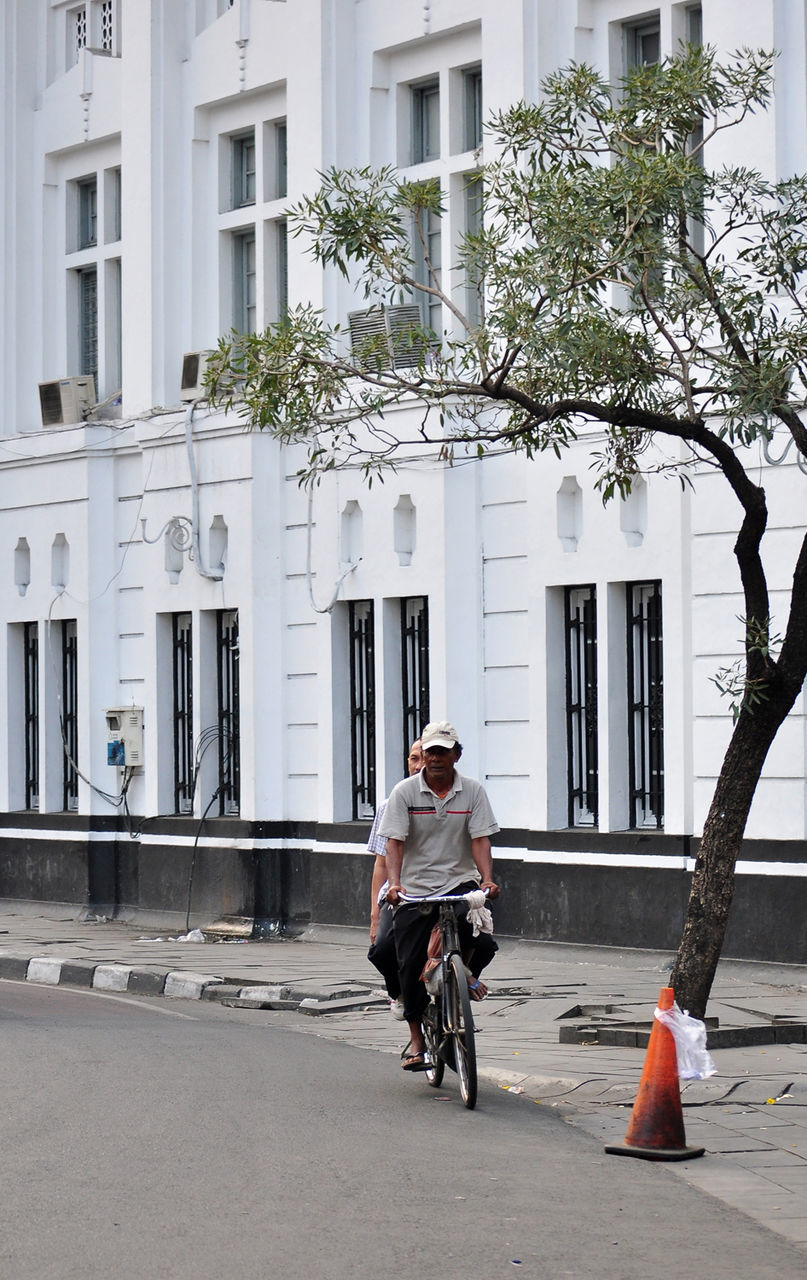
[
  {"x1": 447, "y1": 952, "x2": 477, "y2": 1109},
  {"x1": 423, "y1": 998, "x2": 445, "y2": 1088}
]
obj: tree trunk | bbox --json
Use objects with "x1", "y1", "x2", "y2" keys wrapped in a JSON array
[{"x1": 670, "y1": 693, "x2": 794, "y2": 1019}]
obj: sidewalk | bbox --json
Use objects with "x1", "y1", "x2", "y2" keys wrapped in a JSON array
[{"x1": 1, "y1": 903, "x2": 806, "y2": 1250}]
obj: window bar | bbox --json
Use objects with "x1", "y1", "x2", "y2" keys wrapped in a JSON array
[
  {"x1": 401, "y1": 597, "x2": 429, "y2": 765},
  {"x1": 62, "y1": 620, "x2": 79, "y2": 811},
  {"x1": 628, "y1": 582, "x2": 664, "y2": 828},
  {"x1": 24, "y1": 622, "x2": 39, "y2": 810},
  {"x1": 172, "y1": 613, "x2": 193, "y2": 814},
  {"x1": 216, "y1": 609, "x2": 240, "y2": 816},
  {"x1": 349, "y1": 601, "x2": 376, "y2": 820},
  {"x1": 565, "y1": 587, "x2": 598, "y2": 827}
]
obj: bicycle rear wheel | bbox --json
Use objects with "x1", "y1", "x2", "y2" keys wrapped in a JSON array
[{"x1": 447, "y1": 952, "x2": 477, "y2": 1109}]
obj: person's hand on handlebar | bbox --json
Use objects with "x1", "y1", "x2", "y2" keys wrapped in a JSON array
[
  {"x1": 480, "y1": 879, "x2": 500, "y2": 900},
  {"x1": 384, "y1": 883, "x2": 403, "y2": 904}
]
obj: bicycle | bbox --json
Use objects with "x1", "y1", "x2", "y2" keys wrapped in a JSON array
[{"x1": 400, "y1": 889, "x2": 490, "y2": 1110}]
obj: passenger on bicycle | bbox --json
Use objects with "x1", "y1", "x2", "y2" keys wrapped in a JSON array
[
  {"x1": 366, "y1": 737, "x2": 424, "y2": 1019},
  {"x1": 379, "y1": 720, "x2": 500, "y2": 1072}
]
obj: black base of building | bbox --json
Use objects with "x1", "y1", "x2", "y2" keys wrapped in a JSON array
[{"x1": 0, "y1": 815, "x2": 805, "y2": 963}]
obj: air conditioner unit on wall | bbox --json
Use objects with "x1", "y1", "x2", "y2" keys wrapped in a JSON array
[
  {"x1": 348, "y1": 304, "x2": 427, "y2": 371},
  {"x1": 180, "y1": 350, "x2": 214, "y2": 401},
  {"x1": 38, "y1": 376, "x2": 97, "y2": 427}
]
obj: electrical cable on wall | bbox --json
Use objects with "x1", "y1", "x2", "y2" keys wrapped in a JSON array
[
  {"x1": 305, "y1": 483, "x2": 360, "y2": 613},
  {"x1": 45, "y1": 597, "x2": 132, "y2": 812},
  {"x1": 184, "y1": 400, "x2": 224, "y2": 581},
  {"x1": 183, "y1": 723, "x2": 235, "y2": 932}
]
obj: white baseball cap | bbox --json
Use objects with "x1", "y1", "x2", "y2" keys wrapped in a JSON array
[{"x1": 421, "y1": 721, "x2": 460, "y2": 750}]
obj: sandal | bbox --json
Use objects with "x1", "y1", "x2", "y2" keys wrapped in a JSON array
[
  {"x1": 401, "y1": 1051, "x2": 430, "y2": 1072},
  {"x1": 468, "y1": 978, "x2": 487, "y2": 1002}
]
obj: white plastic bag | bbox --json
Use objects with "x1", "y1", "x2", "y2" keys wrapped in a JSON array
[
  {"x1": 654, "y1": 1000, "x2": 717, "y2": 1079},
  {"x1": 464, "y1": 889, "x2": 494, "y2": 937}
]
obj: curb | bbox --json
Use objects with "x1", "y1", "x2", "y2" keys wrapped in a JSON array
[{"x1": 0, "y1": 952, "x2": 379, "y2": 1014}]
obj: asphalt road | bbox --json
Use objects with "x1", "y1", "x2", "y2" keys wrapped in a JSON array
[{"x1": 1, "y1": 981, "x2": 804, "y2": 1280}]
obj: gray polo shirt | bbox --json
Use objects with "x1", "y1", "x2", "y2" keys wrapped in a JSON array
[{"x1": 378, "y1": 769, "x2": 499, "y2": 896}]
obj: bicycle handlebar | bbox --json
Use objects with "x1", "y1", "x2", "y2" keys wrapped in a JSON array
[{"x1": 397, "y1": 888, "x2": 491, "y2": 904}]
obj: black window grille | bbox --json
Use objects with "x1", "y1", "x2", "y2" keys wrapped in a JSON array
[
  {"x1": 62, "y1": 619, "x2": 78, "y2": 811},
  {"x1": 401, "y1": 597, "x2": 429, "y2": 765},
  {"x1": 172, "y1": 613, "x2": 193, "y2": 814},
  {"x1": 24, "y1": 622, "x2": 39, "y2": 810},
  {"x1": 216, "y1": 609, "x2": 240, "y2": 816},
  {"x1": 628, "y1": 581, "x2": 664, "y2": 829},
  {"x1": 565, "y1": 586, "x2": 598, "y2": 827},
  {"x1": 349, "y1": 600, "x2": 376, "y2": 820}
]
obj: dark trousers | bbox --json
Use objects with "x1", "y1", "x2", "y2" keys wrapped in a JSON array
[
  {"x1": 392, "y1": 880, "x2": 497, "y2": 1024},
  {"x1": 367, "y1": 903, "x2": 400, "y2": 999}
]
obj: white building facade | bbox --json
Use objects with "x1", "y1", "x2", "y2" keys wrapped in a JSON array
[{"x1": 1, "y1": 0, "x2": 806, "y2": 956}]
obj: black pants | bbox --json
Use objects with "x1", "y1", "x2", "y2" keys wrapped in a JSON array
[
  {"x1": 392, "y1": 880, "x2": 497, "y2": 1024},
  {"x1": 367, "y1": 903, "x2": 400, "y2": 999}
]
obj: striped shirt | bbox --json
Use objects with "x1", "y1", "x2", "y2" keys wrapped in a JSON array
[{"x1": 378, "y1": 769, "x2": 499, "y2": 896}]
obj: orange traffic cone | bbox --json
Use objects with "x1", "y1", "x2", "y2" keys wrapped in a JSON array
[{"x1": 604, "y1": 986, "x2": 705, "y2": 1161}]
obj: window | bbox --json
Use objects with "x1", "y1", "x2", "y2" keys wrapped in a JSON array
[
  {"x1": 233, "y1": 230, "x2": 257, "y2": 332},
  {"x1": 105, "y1": 166, "x2": 121, "y2": 243},
  {"x1": 216, "y1": 609, "x2": 240, "y2": 816},
  {"x1": 78, "y1": 266, "x2": 98, "y2": 382},
  {"x1": 24, "y1": 623, "x2": 39, "y2": 811},
  {"x1": 65, "y1": 170, "x2": 117, "y2": 396},
  {"x1": 401, "y1": 597, "x2": 429, "y2": 765},
  {"x1": 627, "y1": 17, "x2": 661, "y2": 69},
  {"x1": 565, "y1": 587, "x2": 598, "y2": 827},
  {"x1": 68, "y1": 5, "x2": 87, "y2": 66},
  {"x1": 173, "y1": 613, "x2": 194, "y2": 814},
  {"x1": 413, "y1": 205, "x2": 442, "y2": 336},
  {"x1": 78, "y1": 177, "x2": 98, "y2": 248},
  {"x1": 275, "y1": 219, "x2": 288, "y2": 318},
  {"x1": 627, "y1": 582, "x2": 664, "y2": 829},
  {"x1": 464, "y1": 173, "x2": 484, "y2": 328},
  {"x1": 67, "y1": 2, "x2": 117, "y2": 68},
  {"x1": 232, "y1": 131, "x2": 256, "y2": 208},
  {"x1": 100, "y1": 0, "x2": 114, "y2": 50},
  {"x1": 463, "y1": 68, "x2": 482, "y2": 151},
  {"x1": 349, "y1": 601, "x2": 376, "y2": 820},
  {"x1": 62, "y1": 620, "x2": 78, "y2": 811},
  {"x1": 275, "y1": 121, "x2": 287, "y2": 200},
  {"x1": 684, "y1": 7, "x2": 704, "y2": 254},
  {"x1": 412, "y1": 80, "x2": 440, "y2": 164}
]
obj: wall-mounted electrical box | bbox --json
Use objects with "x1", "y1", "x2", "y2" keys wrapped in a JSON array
[{"x1": 105, "y1": 707, "x2": 144, "y2": 767}]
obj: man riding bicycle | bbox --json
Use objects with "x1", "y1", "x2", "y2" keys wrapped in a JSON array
[{"x1": 380, "y1": 721, "x2": 500, "y2": 1072}]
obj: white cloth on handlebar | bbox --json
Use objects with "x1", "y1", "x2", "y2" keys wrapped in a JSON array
[{"x1": 465, "y1": 889, "x2": 494, "y2": 937}]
